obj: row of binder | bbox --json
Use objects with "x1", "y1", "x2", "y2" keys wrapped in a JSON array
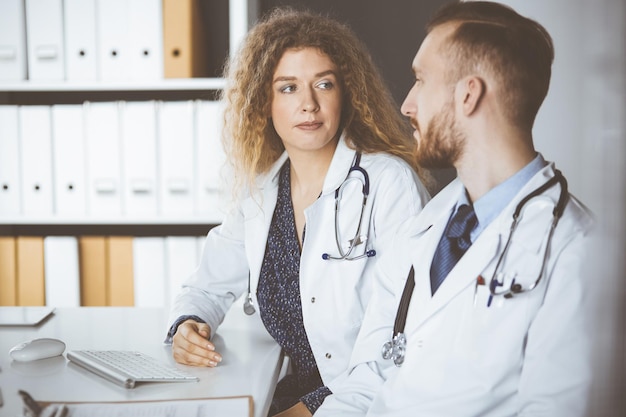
[
  {"x1": 0, "y1": 100, "x2": 227, "y2": 222},
  {"x1": 0, "y1": 0, "x2": 210, "y2": 82},
  {"x1": 0, "y1": 235, "x2": 206, "y2": 309}
]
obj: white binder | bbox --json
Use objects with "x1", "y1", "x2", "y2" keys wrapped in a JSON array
[
  {"x1": 128, "y1": 0, "x2": 164, "y2": 80},
  {"x1": 24, "y1": 0, "x2": 65, "y2": 80},
  {"x1": 18, "y1": 105, "x2": 54, "y2": 215},
  {"x1": 95, "y1": 0, "x2": 130, "y2": 81},
  {"x1": 194, "y1": 100, "x2": 226, "y2": 223},
  {"x1": 120, "y1": 101, "x2": 158, "y2": 216},
  {"x1": 0, "y1": 0, "x2": 27, "y2": 81},
  {"x1": 157, "y1": 100, "x2": 195, "y2": 216},
  {"x1": 133, "y1": 237, "x2": 166, "y2": 307},
  {"x1": 0, "y1": 106, "x2": 22, "y2": 216},
  {"x1": 51, "y1": 104, "x2": 87, "y2": 216},
  {"x1": 165, "y1": 236, "x2": 199, "y2": 311},
  {"x1": 63, "y1": 0, "x2": 98, "y2": 81},
  {"x1": 84, "y1": 101, "x2": 122, "y2": 216},
  {"x1": 44, "y1": 236, "x2": 80, "y2": 307}
]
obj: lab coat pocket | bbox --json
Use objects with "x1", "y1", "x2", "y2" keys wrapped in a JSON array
[
  {"x1": 456, "y1": 286, "x2": 532, "y2": 370},
  {"x1": 458, "y1": 246, "x2": 547, "y2": 368}
]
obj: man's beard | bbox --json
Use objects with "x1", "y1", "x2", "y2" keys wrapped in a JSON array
[{"x1": 415, "y1": 99, "x2": 465, "y2": 169}]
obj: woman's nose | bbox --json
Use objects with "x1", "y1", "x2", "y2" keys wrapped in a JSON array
[{"x1": 302, "y1": 90, "x2": 319, "y2": 112}]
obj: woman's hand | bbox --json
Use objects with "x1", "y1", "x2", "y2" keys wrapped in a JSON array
[
  {"x1": 171, "y1": 319, "x2": 223, "y2": 367},
  {"x1": 272, "y1": 402, "x2": 312, "y2": 417}
]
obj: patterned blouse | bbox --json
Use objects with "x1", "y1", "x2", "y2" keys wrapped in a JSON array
[{"x1": 257, "y1": 160, "x2": 332, "y2": 414}]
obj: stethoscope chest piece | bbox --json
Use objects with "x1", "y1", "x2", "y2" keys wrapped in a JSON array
[
  {"x1": 381, "y1": 332, "x2": 407, "y2": 367},
  {"x1": 243, "y1": 293, "x2": 256, "y2": 315},
  {"x1": 381, "y1": 266, "x2": 415, "y2": 367}
]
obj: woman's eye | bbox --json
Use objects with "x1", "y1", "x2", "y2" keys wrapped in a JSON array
[
  {"x1": 280, "y1": 84, "x2": 296, "y2": 93},
  {"x1": 317, "y1": 81, "x2": 333, "y2": 90}
]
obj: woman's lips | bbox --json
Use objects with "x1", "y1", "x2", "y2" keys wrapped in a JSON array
[{"x1": 297, "y1": 121, "x2": 323, "y2": 130}]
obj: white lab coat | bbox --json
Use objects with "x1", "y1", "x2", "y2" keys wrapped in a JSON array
[
  {"x1": 168, "y1": 135, "x2": 430, "y2": 391},
  {"x1": 316, "y1": 163, "x2": 595, "y2": 416}
]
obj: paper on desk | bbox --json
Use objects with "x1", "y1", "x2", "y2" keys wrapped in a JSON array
[{"x1": 40, "y1": 396, "x2": 252, "y2": 417}]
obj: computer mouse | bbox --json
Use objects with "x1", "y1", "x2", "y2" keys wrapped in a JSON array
[{"x1": 9, "y1": 338, "x2": 66, "y2": 362}]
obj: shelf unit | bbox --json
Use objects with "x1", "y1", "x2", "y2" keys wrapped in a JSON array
[{"x1": 0, "y1": 0, "x2": 258, "y2": 233}]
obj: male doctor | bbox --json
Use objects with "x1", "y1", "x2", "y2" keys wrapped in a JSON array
[{"x1": 316, "y1": 2, "x2": 595, "y2": 416}]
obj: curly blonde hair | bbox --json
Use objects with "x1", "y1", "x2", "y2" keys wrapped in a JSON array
[{"x1": 220, "y1": 7, "x2": 431, "y2": 195}]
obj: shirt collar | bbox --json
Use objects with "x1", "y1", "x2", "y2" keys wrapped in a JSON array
[{"x1": 460, "y1": 153, "x2": 547, "y2": 240}]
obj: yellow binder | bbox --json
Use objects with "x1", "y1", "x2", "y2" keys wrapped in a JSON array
[
  {"x1": 162, "y1": 0, "x2": 209, "y2": 78},
  {"x1": 0, "y1": 237, "x2": 17, "y2": 306},
  {"x1": 107, "y1": 236, "x2": 134, "y2": 306},
  {"x1": 79, "y1": 236, "x2": 107, "y2": 306},
  {"x1": 16, "y1": 236, "x2": 45, "y2": 306}
]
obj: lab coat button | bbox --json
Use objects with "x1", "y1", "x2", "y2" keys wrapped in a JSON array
[
  {"x1": 325, "y1": 352, "x2": 331, "y2": 359},
  {"x1": 311, "y1": 297, "x2": 316, "y2": 303}
]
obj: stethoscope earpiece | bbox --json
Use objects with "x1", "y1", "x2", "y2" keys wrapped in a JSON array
[{"x1": 322, "y1": 250, "x2": 375, "y2": 261}]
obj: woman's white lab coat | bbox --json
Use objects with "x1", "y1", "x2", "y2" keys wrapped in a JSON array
[
  {"x1": 316, "y1": 163, "x2": 595, "y2": 416},
  {"x1": 168, "y1": 135, "x2": 430, "y2": 391}
]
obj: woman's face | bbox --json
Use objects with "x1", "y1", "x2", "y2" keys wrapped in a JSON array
[{"x1": 270, "y1": 47, "x2": 343, "y2": 158}]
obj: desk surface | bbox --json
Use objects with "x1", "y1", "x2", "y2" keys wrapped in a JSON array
[{"x1": 0, "y1": 306, "x2": 283, "y2": 417}]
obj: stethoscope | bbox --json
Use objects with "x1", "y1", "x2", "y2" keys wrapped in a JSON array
[
  {"x1": 244, "y1": 153, "x2": 376, "y2": 316},
  {"x1": 381, "y1": 171, "x2": 568, "y2": 366},
  {"x1": 322, "y1": 153, "x2": 376, "y2": 261}
]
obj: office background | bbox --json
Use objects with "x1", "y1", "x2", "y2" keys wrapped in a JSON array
[{"x1": 0, "y1": 0, "x2": 623, "y2": 415}]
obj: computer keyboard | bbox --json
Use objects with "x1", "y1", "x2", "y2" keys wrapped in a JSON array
[{"x1": 67, "y1": 350, "x2": 198, "y2": 389}]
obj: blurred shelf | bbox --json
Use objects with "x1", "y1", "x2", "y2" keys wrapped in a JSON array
[{"x1": 0, "y1": 78, "x2": 226, "y2": 93}]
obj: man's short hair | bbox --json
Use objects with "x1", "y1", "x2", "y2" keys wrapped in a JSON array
[{"x1": 427, "y1": 1, "x2": 554, "y2": 129}]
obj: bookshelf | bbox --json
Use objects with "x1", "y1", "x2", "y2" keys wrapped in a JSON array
[
  {"x1": 0, "y1": 0, "x2": 258, "y2": 308},
  {"x1": 0, "y1": 0, "x2": 259, "y2": 229}
]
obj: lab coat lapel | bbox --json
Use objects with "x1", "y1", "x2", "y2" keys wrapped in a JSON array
[
  {"x1": 406, "y1": 180, "x2": 503, "y2": 328},
  {"x1": 408, "y1": 162, "x2": 562, "y2": 327},
  {"x1": 241, "y1": 153, "x2": 286, "y2": 294},
  {"x1": 423, "y1": 229, "x2": 501, "y2": 318},
  {"x1": 321, "y1": 133, "x2": 358, "y2": 195}
]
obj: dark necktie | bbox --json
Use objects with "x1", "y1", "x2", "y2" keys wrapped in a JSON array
[{"x1": 430, "y1": 204, "x2": 478, "y2": 295}]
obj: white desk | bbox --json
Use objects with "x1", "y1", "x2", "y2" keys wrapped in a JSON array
[{"x1": 0, "y1": 306, "x2": 283, "y2": 417}]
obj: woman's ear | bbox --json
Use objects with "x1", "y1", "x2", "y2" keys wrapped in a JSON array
[{"x1": 458, "y1": 76, "x2": 485, "y2": 117}]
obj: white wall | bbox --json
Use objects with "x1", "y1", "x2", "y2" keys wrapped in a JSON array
[{"x1": 495, "y1": 1, "x2": 626, "y2": 415}]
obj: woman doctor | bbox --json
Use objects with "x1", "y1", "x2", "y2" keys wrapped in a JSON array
[{"x1": 166, "y1": 8, "x2": 431, "y2": 417}]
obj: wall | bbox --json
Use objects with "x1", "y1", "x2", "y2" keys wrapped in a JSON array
[{"x1": 498, "y1": 1, "x2": 625, "y2": 415}]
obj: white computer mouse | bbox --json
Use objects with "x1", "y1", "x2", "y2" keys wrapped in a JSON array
[{"x1": 9, "y1": 338, "x2": 66, "y2": 362}]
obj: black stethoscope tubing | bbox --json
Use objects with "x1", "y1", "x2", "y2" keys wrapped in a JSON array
[
  {"x1": 244, "y1": 153, "x2": 374, "y2": 315},
  {"x1": 382, "y1": 170, "x2": 568, "y2": 364},
  {"x1": 322, "y1": 152, "x2": 376, "y2": 261}
]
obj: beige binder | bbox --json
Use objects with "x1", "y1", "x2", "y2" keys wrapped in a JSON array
[
  {"x1": 162, "y1": 0, "x2": 209, "y2": 78},
  {"x1": 107, "y1": 236, "x2": 134, "y2": 306},
  {"x1": 0, "y1": 237, "x2": 17, "y2": 306},
  {"x1": 16, "y1": 236, "x2": 45, "y2": 306},
  {"x1": 79, "y1": 236, "x2": 107, "y2": 306}
]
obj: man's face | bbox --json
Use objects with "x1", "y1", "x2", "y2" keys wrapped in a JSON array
[{"x1": 401, "y1": 23, "x2": 465, "y2": 169}]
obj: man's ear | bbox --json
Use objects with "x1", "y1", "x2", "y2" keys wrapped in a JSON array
[{"x1": 458, "y1": 76, "x2": 485, "y2": 116}]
